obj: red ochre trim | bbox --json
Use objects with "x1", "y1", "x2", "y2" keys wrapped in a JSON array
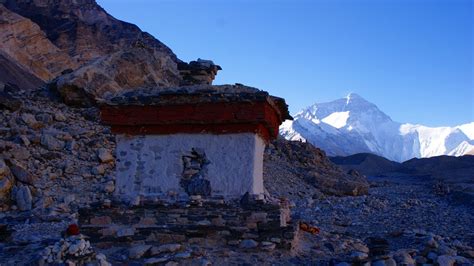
[
  {"x1": 100, "y1": 102, "x2": 283, "y2": 142},
  {"x1": 110, "y1": 123, "x2": 272, "y2": 143}
]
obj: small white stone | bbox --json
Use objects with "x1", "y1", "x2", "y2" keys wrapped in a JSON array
[{"x1": 97, "y1": 148, "x2": 114, "y2": 163}]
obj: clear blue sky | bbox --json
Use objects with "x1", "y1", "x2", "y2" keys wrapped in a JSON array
[{"x1": 97, "y1": 0, "x2": 473, "y2": 127}]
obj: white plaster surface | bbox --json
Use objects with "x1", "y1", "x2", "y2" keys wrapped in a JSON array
[{"x1": 115, "y1": 133, "x2": 266, "y2": 200}]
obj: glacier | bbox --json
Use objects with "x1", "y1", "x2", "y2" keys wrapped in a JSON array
[{"x1": 280, "y1": 93, "x2": 474, "y2": 162}]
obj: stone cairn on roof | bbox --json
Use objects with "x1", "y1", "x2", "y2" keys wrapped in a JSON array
[{"x1": 177, "y1": 59, "x2": 222, "y2": 85}]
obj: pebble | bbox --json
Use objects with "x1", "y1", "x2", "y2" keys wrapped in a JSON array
[
  {"x1": 117, "y1": 227, "x2": 135, "y2": 237},
  {"x1": 14, "y1": 185, "x2": 32, "y2": 211},
  {"x1": 239, "y1": 239, "x2": 259, "y2": 249},
  {"x1": 97, "y1": 148, "x2": 114, "y2": 163},
  {"x1": 393, "y1": 251, "x2": 415, "y2": 265},
  {"x1": 104, "y1": 181, "x2": 115, "y2": 193},
  {"x1": 9, "y1": 162, "x2": 37, "y2": 185},
  {"x1": 151, "y1": 243, "x2": 182, "y2": 255},
  {"x1": 145, "y1": 257, "x2": 169, "y2": 264},
  {"x1": 41, "y1": 134, "x2": 65, "y2": 151},
  {"x1": 54, "y1": 112, "x2": 67, "y2": 122},
  {"x1": 128, "y1": 244, "x2": 151, "y2": 259},
  {"x1": 260, "y1": 241, "x2": 276, "y2": 251},
  {"x1": 174, "y1": 251, "x2": 191, "y2": 259},
  {"x1": 350, "y1": 251, "x2": 368, "y2": 261},
  {"x1": 437, "y1": 255, "x2": 456, "y2": 266},
  {"x1": 21, "y1": 113, "x2": 40, "y2": 128}
]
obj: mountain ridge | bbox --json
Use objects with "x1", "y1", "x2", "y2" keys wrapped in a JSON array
[{"x1": 280, "y1": 93, "x2": 474, "y2": 162}]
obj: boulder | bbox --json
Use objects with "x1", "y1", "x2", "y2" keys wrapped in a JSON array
[
  {"x1": 239, "y1": 239, "x2": 259, "y2": 249},
  {"x1": 350, "y1": 251, "x2": 369, "y2": 261},
  {"x1": 54, "y1": 47, "x2": 181, "y2": 106},
  {"x1": 128, "y1": 244, "x2": 152, "y2": 259},
  {"x1": 437, "y1": 255, "x2": 456, "y2": 266},
  {"x1": 150, "y1": 243, "x2": 182, "y2": 255},
  {"x1": 41, "y1": 134, "x2": 65, "y2": 151},
  {"x1": 0, "y1": 5, "x2": 77, "y2": 83},
  {"x1": 393, "y1": 251, "x2": 415, "y2": 265},
  {"x1": 14, "y1": 185, "x2": 32, "y2": 211},
  {"x1": 8, "y1": 161, "x2": 37, "y2": 185}
]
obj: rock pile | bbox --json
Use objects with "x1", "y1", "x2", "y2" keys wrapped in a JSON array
[
  {"x1": 39, "y1": 234, "x2": 110, "y2": 265},
  {"x1": 178, "y1": 59, "x2": 222, "y2": 85},
  {"x1": 0, "y1": 0, "x2": 187, "y2": 106},
  {"x1": 181, "y1": 148, "x2": 211, "y2": 196}
]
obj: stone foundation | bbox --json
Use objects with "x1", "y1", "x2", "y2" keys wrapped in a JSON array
[{"x1": 78, "y1": 197, "x2": 299, "y2": 252}]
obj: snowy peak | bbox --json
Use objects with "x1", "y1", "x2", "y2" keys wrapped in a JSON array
[
  {"x1": 345, "y1": 92, "x2": 367, "y2": 104},
  {"x1": 298, "y1": 93, "x2": 391, "y2": 123},
  {"x1": 321, "y1": 111, "x2": 350, "y2": 129},
  {"x1": 280, "y1": 94, "x2": 474, "y2": 162},
  {"x1": 457, "y1": 122, "x2": 474, "y2": 139}
]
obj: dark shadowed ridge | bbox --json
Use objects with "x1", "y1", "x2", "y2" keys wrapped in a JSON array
[
  {"x1": 400, "y1": 155, "x2": 474, "y2": 179},
  {"x1": 0, "y1": 53, "x2": 44, "y2": 90},
  {"x1": 330, "y1": 152, "x2": 401, "y2": 177}
]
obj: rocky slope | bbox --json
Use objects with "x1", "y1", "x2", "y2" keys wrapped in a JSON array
[
  {"x1": 2, "y1": 0, "x2": 178, "y2": 65},
  {"x1": 0, "y1": 4, "x2": 77, "y2": 82},
  {"x1": 0, "y1": 85, "x2": 116, "y2": 214},
  {"x1": 0, "y1": 0, "x2": 183, "y2": 105},
  {"x1": 264, "y1": 138, "x2": 369, "y2": 199},
  {"x1": 0, "y1": 53, "x2": 44, "y2": 90}
]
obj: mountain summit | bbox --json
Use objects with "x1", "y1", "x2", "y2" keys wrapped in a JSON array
[{"x1": 280, "y1": 94, "x2": 474, "y2": 162}]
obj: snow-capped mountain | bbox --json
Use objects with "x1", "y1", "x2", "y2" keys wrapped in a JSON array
[{"x1": 280, "y1": 93, "x2": 474, "y2": 162}]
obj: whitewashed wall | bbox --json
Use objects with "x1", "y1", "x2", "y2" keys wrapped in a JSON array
[{"x1": 115, "y1": 133, "x2": 265, "y2": 201}]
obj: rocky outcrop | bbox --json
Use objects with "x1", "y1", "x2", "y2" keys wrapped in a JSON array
[
  {"x1": 0, "y1": 53, "x2": 44, "y2": 90},
  {"x1": 0, "y1": 4, "x2": 77, "y2": 83},
  {"x1": 1, "y1": 0, "x2": 183, "y2": 101},
  {"x1": 3, "y1": 0, "x2": 178, "y2": 65},
  {"x1": 178, "y1": 59, "x2": 222, "y2": 85},
  {"x1": 1, "y1": 0, "x2": 224, "y2": 105},
  {"x1": 53, "y1": 46, "x2": 182, "y2": 106}
]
